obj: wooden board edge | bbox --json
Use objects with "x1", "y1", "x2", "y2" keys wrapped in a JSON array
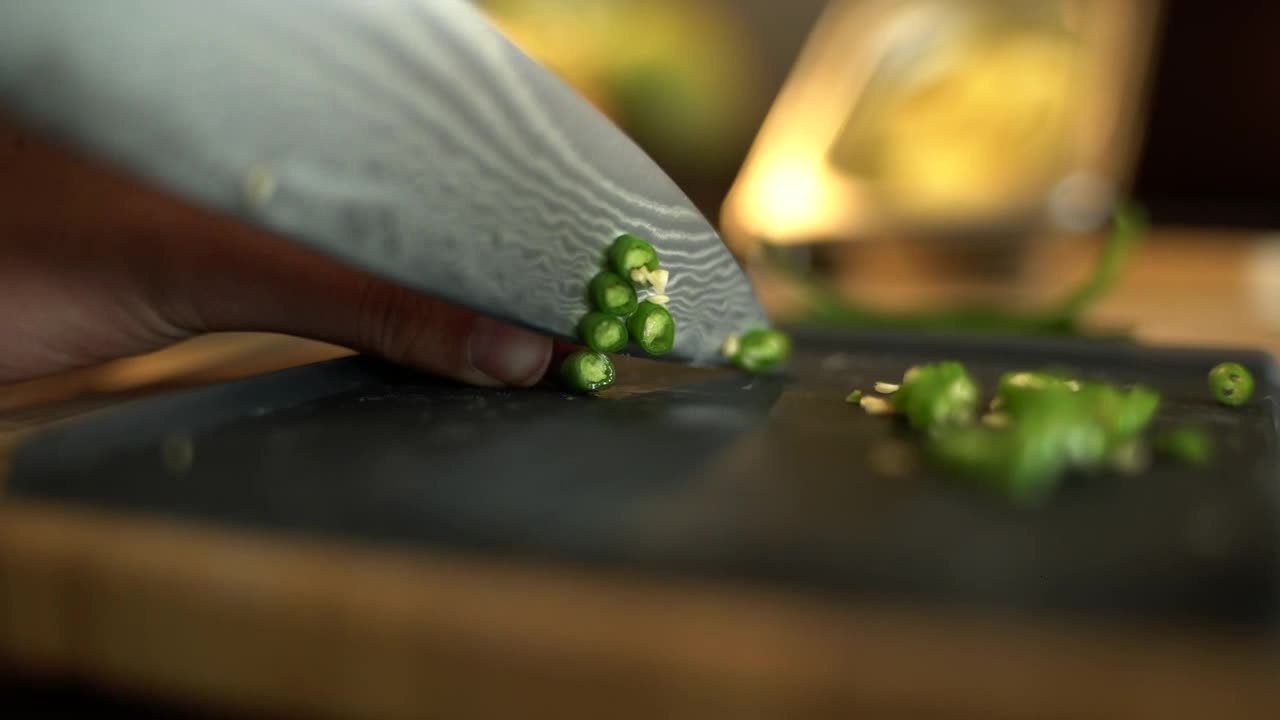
[{"x1": 1, "y1": 500, "x2": 1278, "y2": 719}]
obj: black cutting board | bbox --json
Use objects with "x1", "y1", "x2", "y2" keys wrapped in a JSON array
[{"x1": 10, "y1": 329, "x2": 1280, "y2": 628}]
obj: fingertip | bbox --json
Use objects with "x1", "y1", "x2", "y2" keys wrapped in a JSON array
[{"x1": 466, "y1": 315, "x2": 553, "y2": 387}]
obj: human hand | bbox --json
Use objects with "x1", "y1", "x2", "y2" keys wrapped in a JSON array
[{"x1": 0, "y1": 116, "x2": 554, "y2": 387}]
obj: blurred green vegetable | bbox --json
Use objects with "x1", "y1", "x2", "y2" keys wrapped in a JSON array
[
  {"x1": 1208, "y1": 362, "x2": 1254, "y2": 407},
  {"x1": 730, "y1": 328, "x2": 792, "y2": 372},
  {"x1": 560, "y1": 350, "x2": 617, "y2": 393},
  {"x1": 890, "y1": 362, "x2": 979, "y2": 430},
  {"x1": 929, "y1": 401, "x2": 1103, "y2": 504},
  {"x1": 1077, "y1": 382, "x2": 1160, "y2": 439},
  {"x1": 927, "y1": 380, "x2": 1138, "y2": 502},
  {"x1": 994, "y1": 370, "x2": 1079, "y2": 412},
  {"x1": 853, "y1": 356, "x2": 1189, "y2": 502},
  {"x1": 785, "y1": 204, "x2": 1147, "y2": 336},
  {"x1": 1154, "y1": 427, "x2": 1213, "y2": 466}
]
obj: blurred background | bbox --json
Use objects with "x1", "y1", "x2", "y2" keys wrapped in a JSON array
[
  {"x1": 480, "y1": 0, "x2": 1280, "y2": 345},
  {"x1": 483, "y1": 0, "x2": 1279, "y2": 230}
]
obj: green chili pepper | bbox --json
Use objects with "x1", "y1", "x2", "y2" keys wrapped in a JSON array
[
  {"x1": 995, "y1": 371, "x2": 1160, "y2": 443},
  {"x1": 1014, "y1": 388, "x2": 1109, "y2": 462},
  {"x1": 1106, "y1": 439, "x2": 1150, "y2": 475},
  {"x1": 1076, "y1": 383, "x2": 1160, "y2": 439},
  {"x1": 1006, "y1": 384, "x2": 1146, "y2": 461},
  {"x1": 609, "y1": 233, "x2": 660, "y2": 278},
  {"x1": 627, "y1": 301, "x2": 675, "y2": 355},
  {"x1": 782, "y1": 204, "x2": 1147, "y2": 337},
  {"x1": 732, "y1": 328, "x2": 792, "y2": 372},
  {"x1": 929, "y1": 395, "x2": 1107, "y2": 502},
  {"x1": 928, "y1": 424, "x2": 1065, "y2": 504},
  {"x1": 1154, "y1": 426, "x2": 1213, "y2": 466},
  {"x1": 589, "y1": 271, "x2": 638, "y2": 317},
  {"x1": 1036, "y1": 392, "x2": 1111, "y2": 469},
  {"x1": 845, "y1": 389, "x2": 864, "y2": 404},
  {"x1": 1208, "y1": 362, "x2": 1254, "y2": 406},
  {"x1": 994, "y1": 370, "x2": 1078, "y2": 413},
  {"x1": 858, "y1": 358, "x2": 1189, "y2": 501},
  {"x1": 559, "y1": 350, "x2": 616, "y2": 393},
  {"x1": 892, "y1": 361, "x2": 979, "y2": 430},
  {"x1": 578, "y1": 312, "x2": 628, "y2": 354},
  {"x1": 998, "y1": 370, "x2": 1076, "y2": 393}
]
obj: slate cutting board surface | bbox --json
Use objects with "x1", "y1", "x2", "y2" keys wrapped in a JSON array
[{"x1": 9, "y1": 329, "x2": 1280, "y2": 628}]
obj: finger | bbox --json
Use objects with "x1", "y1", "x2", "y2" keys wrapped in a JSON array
[
  {"x1": 0, "y1": 115, "x2": 553, "y2": 387},
  {"x1": 162, "y1": 220, "x2": 555, "y2": 388}
]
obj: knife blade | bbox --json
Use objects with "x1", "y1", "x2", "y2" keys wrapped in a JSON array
[{"x1": 0, "y1": 0, "x2": 767, "y2": 365}]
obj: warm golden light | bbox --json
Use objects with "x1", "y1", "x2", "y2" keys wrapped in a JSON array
[
  {"x1": 723, "y1": 0, "x2": 1159, "y2": 250},
  {"x1": 836, "y1": 25, "x2": 1078, "y2": 217},
  {"x1": 745, "y1": 161, "x2": 827, "y2": 236}
]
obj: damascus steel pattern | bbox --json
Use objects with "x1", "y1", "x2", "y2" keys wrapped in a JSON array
[{"x1": 0, "y1": 0, "x2": 767, "y2": 364}]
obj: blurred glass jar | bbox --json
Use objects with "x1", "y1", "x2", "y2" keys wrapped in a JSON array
[{"x1": 722, "y1": 0, "x2": 1161, "y2": 263}]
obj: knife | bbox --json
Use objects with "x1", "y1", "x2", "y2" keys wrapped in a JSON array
[{"x1": 0, "y1": 0, "x2": 767, "y2": 365}]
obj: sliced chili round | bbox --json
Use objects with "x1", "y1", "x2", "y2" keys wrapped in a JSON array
[
  {"x1": 578, "y1": 312, "x2": 628, "y2": 354},
  {"x1": 732, "y1": 328, "x2": 791, "y2": 372},
  {"x1": 609, "y1": 233, "x2": 659, "y2": 278},
  {"x1": 1208, "y1": 361, "x2": 1254, "y2": 406},
  {"x1": 588, "y1": 271, "x2": 638, "y2": 317},
  {"x1": 627, "y1": 301, "x2": 675, "y2": 355},
  {"x1": 559, "y1": 350, "x2": 616, "y2": 393}
]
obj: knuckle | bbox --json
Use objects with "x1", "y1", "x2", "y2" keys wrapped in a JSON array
[
  {"x1": 357, "y1": 280, "x2": 421, "y2": 364},
  {"x1": 355, "y1": 280, "x2": 469, "y2": 371}
]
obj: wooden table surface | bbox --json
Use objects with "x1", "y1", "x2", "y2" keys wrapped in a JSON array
[{"x1": 3, "y1": 228, "x2": 1280, "y2": 718}]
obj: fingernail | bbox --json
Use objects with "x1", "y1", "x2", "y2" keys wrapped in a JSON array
[{"x1": 467, "y1": 316, "x2": 552, "y2": 387}]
